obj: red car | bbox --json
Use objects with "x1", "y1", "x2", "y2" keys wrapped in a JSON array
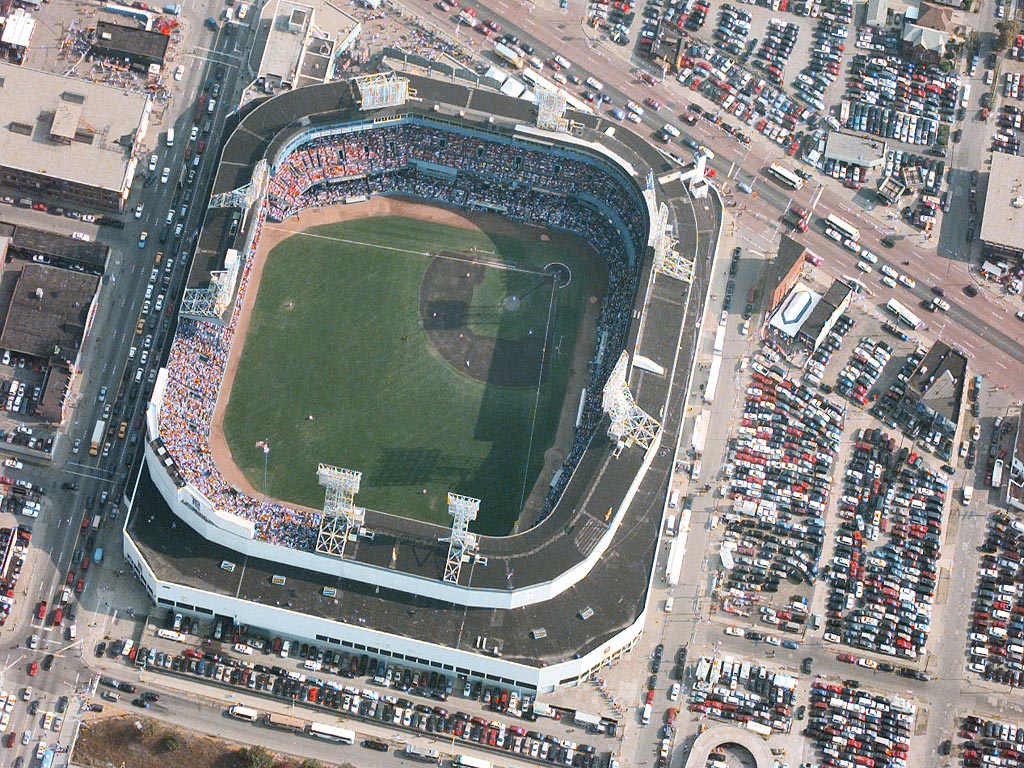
[
  {"x1": 4, "y1": 732, "x2": 14, "y2": 748},
  {"x1": 28, "y1": 661, "x2": 38, "y2": 676},
  {"x1": 75, "y1": 578, "x2": 85, "y2": 594},
  {"x1": 66, "y1": 570, "x2": 75, "y2": 586},
  {"x1": 644, "y1": 98, "x2": 662, "y2": 111},
  {"x1": 36, "y1": 601, "x2": 47, "y2": 620}
]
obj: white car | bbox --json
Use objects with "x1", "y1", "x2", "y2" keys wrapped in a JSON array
[
  {"x1": 174, "y1": 64, "x2": 185, "y2": 81},
  {"x1": 879, "y1": 263, "x2": 898, "y2": 279},
  {"x1": 856, "y1": 261, "x2": 873, "y2": 273},
  {"x1": 190, "y1": 125, "x2": 199, "y2": 141},
  {"x1": 148, "y1": 154, "x2": 158, "y2": 171},
  {"x1": 668, "y1": 682, "x2": 680, "y2": 701},
  {"x1": 71, "y1": 231, "x2": 91, "y2": 242},
  {"x1": 932, "y1": 297, "x2": 950, "y2": 311},
  {"x1": 764, "y1": 635, "x2": 780, "y2": 646},
  {"x1": 881, "y1": 275, "x2": 897, "y2": 288},
  {"x1": 856, "y1": 657, "x2": 878, "y2": 669},
  {"x1": 844, "y1": 239, "x2": 862, "y2": 255},
  {"x1": 161, "y1": 167, "x2": 170, "y2": 184},
  {"x1": 724, "y1": 626, "x2": 746, "y2": 638},
  {"x1": 626, "y1": 112, "x2": 642, "y2": 124},
  {"x1": 898, "y1": 274, "x2": 916, "y2": 289},
  {"x1": 4, "y1": 458, "x2": 22, "y2": 470},
  {"x1": 134, "y1": 203, "x2": 144, "y2": 219},
  {"x1": 860, "y1": 249, "x2": 878, "y2": 264}
]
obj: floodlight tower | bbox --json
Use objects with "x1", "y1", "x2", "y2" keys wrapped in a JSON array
[
  {"x1": 440, "y1": 493, "x2": 480, "y2": 584},
  {"x1": 315, "y1": 464, "x2": 366, "y2": 559},
  {"x1": 603, "y1": 351, "x2": 660, "y2": 453},
  {"x1": 651, "y1": 202, "x2": 694, "y2": 283}
]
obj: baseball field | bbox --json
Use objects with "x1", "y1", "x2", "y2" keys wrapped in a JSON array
[{"x1": 221, "y1": 212, "x2": 601, "y2": 534}]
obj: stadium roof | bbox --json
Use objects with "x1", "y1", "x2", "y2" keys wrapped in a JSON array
[
  {"x1": 0, "y1": 62, "x2": 150, "y2": 194},
  {"x1": 980, "y1": 153, "x2": 1024, "y2": 254},
  {"x1": 0, "y1": 263, "x2": 100, "y2": 360}
]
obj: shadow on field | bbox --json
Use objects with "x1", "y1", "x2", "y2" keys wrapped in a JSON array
[{"x1": 372, "y1": 448, "x2": 477, "y2": 487}]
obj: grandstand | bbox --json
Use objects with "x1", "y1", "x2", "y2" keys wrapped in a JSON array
[{"x1": 126, "y1": 73, "x2": 723, "y2": 691}]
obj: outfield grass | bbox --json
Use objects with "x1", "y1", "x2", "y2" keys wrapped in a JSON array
[{"x1": 222, "y1": 216, "x2": 597, "y2": 534}]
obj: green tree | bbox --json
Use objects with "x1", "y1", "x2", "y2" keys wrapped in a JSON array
[
  {"x1": 299, "y1": 760, "x2": 324, "y2": 768},
  {"x1": 996, "y1": 19, "x2": 1020, "y2": 51},
  {"x1": 237, "y1": 745, "x2": 275, "y2": 768}
]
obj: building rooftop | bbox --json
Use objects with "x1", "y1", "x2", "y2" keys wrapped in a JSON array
[
  {"x1": 93, "y1": 21, "x2": 170, "y2": 66},
  {"x1": 5, "y1": 222, "x2": 109, "y2": 273},
  {"x1": 0, "y1": 263, "x2": 100, "y2": 362},
  {"x1": 0, "y1": 62, "x2": 150, "y2": 194},
  {"x1": 979, "y1": 154, "x2": 1024, "y2": 253},
  {"x1": 906, "y1": 340, "x2": 967, "y2": 427},
  {"x1": 824, "y1": 130, "x2": 886, "y2": 168},
  {"x1": 254, "y1": 0, "x2": 359, "y2": 93},
  {"x1": 800, "y1": 280, "x2": 852, "y2": 342},
  {"x1": 768, "y1": 283, "x2": 821, "y2": 338}
]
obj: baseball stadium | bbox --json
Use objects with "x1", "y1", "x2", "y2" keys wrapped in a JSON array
[{"x1": 125, "y1": 72, "x2": 722, "y2": 692}]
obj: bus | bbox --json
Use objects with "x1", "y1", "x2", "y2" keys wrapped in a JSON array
[
  {"x1": 228, "y1": 704, "x2": 259, "y2": 722},
  {"x1": 308, "y1": 722, "x2": 355, "y2": 744},
  {"x1": 455, "y1": 757, "x2": 493, "y2": 768},
  {"x1": 404, "y1": 745, "x2": 442, "y2": 764},
  {"x1": 768, "y1": 162, "x2": 804, "y2": 190},
  {"x1": 264, "y1": 713, "x2": 306, "y2": 732},
  {"x1": 825, "y1": 214, "x2": 860, "y2": 242},
  {"x1": 885, "y1": 298, "x2": 922, "y2": 330}
]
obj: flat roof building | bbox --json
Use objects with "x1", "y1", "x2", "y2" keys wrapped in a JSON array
[
  {"x1": 245, "y1": 0, "x2": 360, "y2": 102},
  {"x1": 0, "y1": 62, "x2": 151, "y2": 212},
  {"x1": 824, "y1": 130, "x2": 886, "y2": 169},
  {"x1": 765, "y1": 234, "x2": 809, "y2": 315},
  {"x1": 91, "y1": 21, "x2": 171, "y2": 71},
  {"x1": 1008, "y1": 415, "x2": 1024, "y2": 513},
  {"x1": 980, "y1": 153, "x2": 1024, "y2": 258},
  {"x1": 797, "y1": 280, "x2": 853, "y2": 349}
]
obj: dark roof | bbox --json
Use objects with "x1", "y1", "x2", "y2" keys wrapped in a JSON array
[
  {"x1": 799, "y1": 280, "x2": 852, "y2": 343},
  {"x1": 93, "y1": 21, "x2": 170, "y2": 65},
  {"x1": 905, "y1": 341, "x2": 967, "y2": 425},
  {"x1": 0, "y1": 263, "x2": 99, "y2": 360},
  {"x1": 130, "y1": 456, "x2": 656, "y2": 671},
  {"x1": 764, "y1": 234, "x2": 806, "y2": 299},
  {"x1": 4, "y1": 222, "x2": 108, "y2": 273},
  {"x1": 37, "y1": 367, "x2": 70, "y2": 423}
]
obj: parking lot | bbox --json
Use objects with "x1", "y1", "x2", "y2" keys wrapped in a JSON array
[
  {"x1": 824, "y1": 426, "x2": 948, "y2": 661},
  {"x1": 806, "y1": 681, "x2": 916, "y2": 768},
  {"x1": 688, "y1": 655, "x2": 797, "y2": 736},
  {"x1": 960, "y1": 715, "x2": 1024, "y2": 768},
  {"x1": 968, "y1": 511, "x2": 1024, "y2": 687}
]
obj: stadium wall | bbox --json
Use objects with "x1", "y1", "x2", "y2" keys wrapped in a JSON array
[{"x1": 122, "y1": 526, "x2": 645, "y2": 693}]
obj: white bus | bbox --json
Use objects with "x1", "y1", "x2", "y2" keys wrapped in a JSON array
[
  {"x1": 404, "y1": 746, "x2": 442, "y2": 764},
  {"x1": 885, "y1": 298, "x2": 922, "y2": 330},
  {"x1": 825, "y1": 214, "x2": 860, "y2": 241},
  {"x1": 455, "y1": 756, "x2": 492, "y2": 768},
  {"x1": 768, "y1": 162, "x2": 804, "y2": 190},
  {"x1": 228, "y1": 705, "x2": 259, "y2": 722},
  {"x1": 308, "y1": 722, "x2": 355, "y2": 744}
]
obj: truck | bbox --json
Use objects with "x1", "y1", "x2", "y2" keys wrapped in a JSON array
[
  {"x1": 162, "y1": 3, "x2": 181, "y2": 14},
  {"x1": 93, "y1": 547, "x2": 104, "y2": 565},
  {"x1": 992, "y1": 459, "x2": 1004, "y2": 489},
  {"x1": 493, "y1": 42, "x2": 524, "y2": 69},
  {"x1": 457, "y1": 9, "x2": 478, "y2": 27},
  {"x1": 962, "y1": 484, "x2": 974, "y2": 503},
  {"x1": 641, "y1": 703, "x2": 652, "y2": 725},
  {"x1": 166, "y1": 128, "x2": 175, "y2": 146},
  {"x1": 89, "y1": 420, "x2": 106, "y2": 456},
  {"x1": 237, "y1": 2, "x2": 250, "y2": 19}
]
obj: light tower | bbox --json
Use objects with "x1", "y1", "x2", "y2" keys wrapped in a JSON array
[
  {"x1": 315, "y1": 464, "x2": 366, "y2": 559},
  {"x1": 440, "y1": 493, "x2": 480, "y2": 584},
  {"x1": 602, "y1": 351, "x2": 660, "y2": 453},
  {"x1": 651, "y1": 202, "x2": 694, "y2": 283}
]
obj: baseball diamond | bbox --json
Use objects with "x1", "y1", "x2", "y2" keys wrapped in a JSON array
[{"x1": 219, "y1": 208, "x2": 602, "y2": 534}]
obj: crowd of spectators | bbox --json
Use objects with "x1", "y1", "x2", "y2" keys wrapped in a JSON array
[{"x1": 155, "y1": 122, "x2": 648, "y2": 551}]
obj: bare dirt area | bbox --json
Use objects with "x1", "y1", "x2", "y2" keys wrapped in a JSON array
[{"x1": 72, "y1": 714, "x2": 348, "y2": 768}]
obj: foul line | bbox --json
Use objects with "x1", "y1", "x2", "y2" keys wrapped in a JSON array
[
  {"x1": 517, "y1": 279, "x2": 559, "y2": 512},
  {"x1": 264, "y1": 225, "x2": 550, "y2": 276}
]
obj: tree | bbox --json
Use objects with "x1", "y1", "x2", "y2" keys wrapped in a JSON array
[
  {"x1": 299, "y1": 760, "x2": 324, "y2": 768},
  {"x1": 161, "y1": 733, "x2": 182, "y2": 752},
  {"x1": 237, "y1": 745, "x2": 275, "y2": 768},
  {"x1": 996, "y1": 19, "x2": 1020, "y2": 52}
]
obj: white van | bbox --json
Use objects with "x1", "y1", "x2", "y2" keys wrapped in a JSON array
[
  {"x1": 585, "y1": 76, "x2": 604, "y2": 91},
  {"x1": 664, "y1": 597, "x2": 674, "y2": 613},
  {"x1": 166, "y1": 128, "x2": 175, "y2": 146}
]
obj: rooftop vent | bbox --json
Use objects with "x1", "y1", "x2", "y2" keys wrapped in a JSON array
[{"x1": 530, "y1": 628, "x2": 547, "y2": 640}]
